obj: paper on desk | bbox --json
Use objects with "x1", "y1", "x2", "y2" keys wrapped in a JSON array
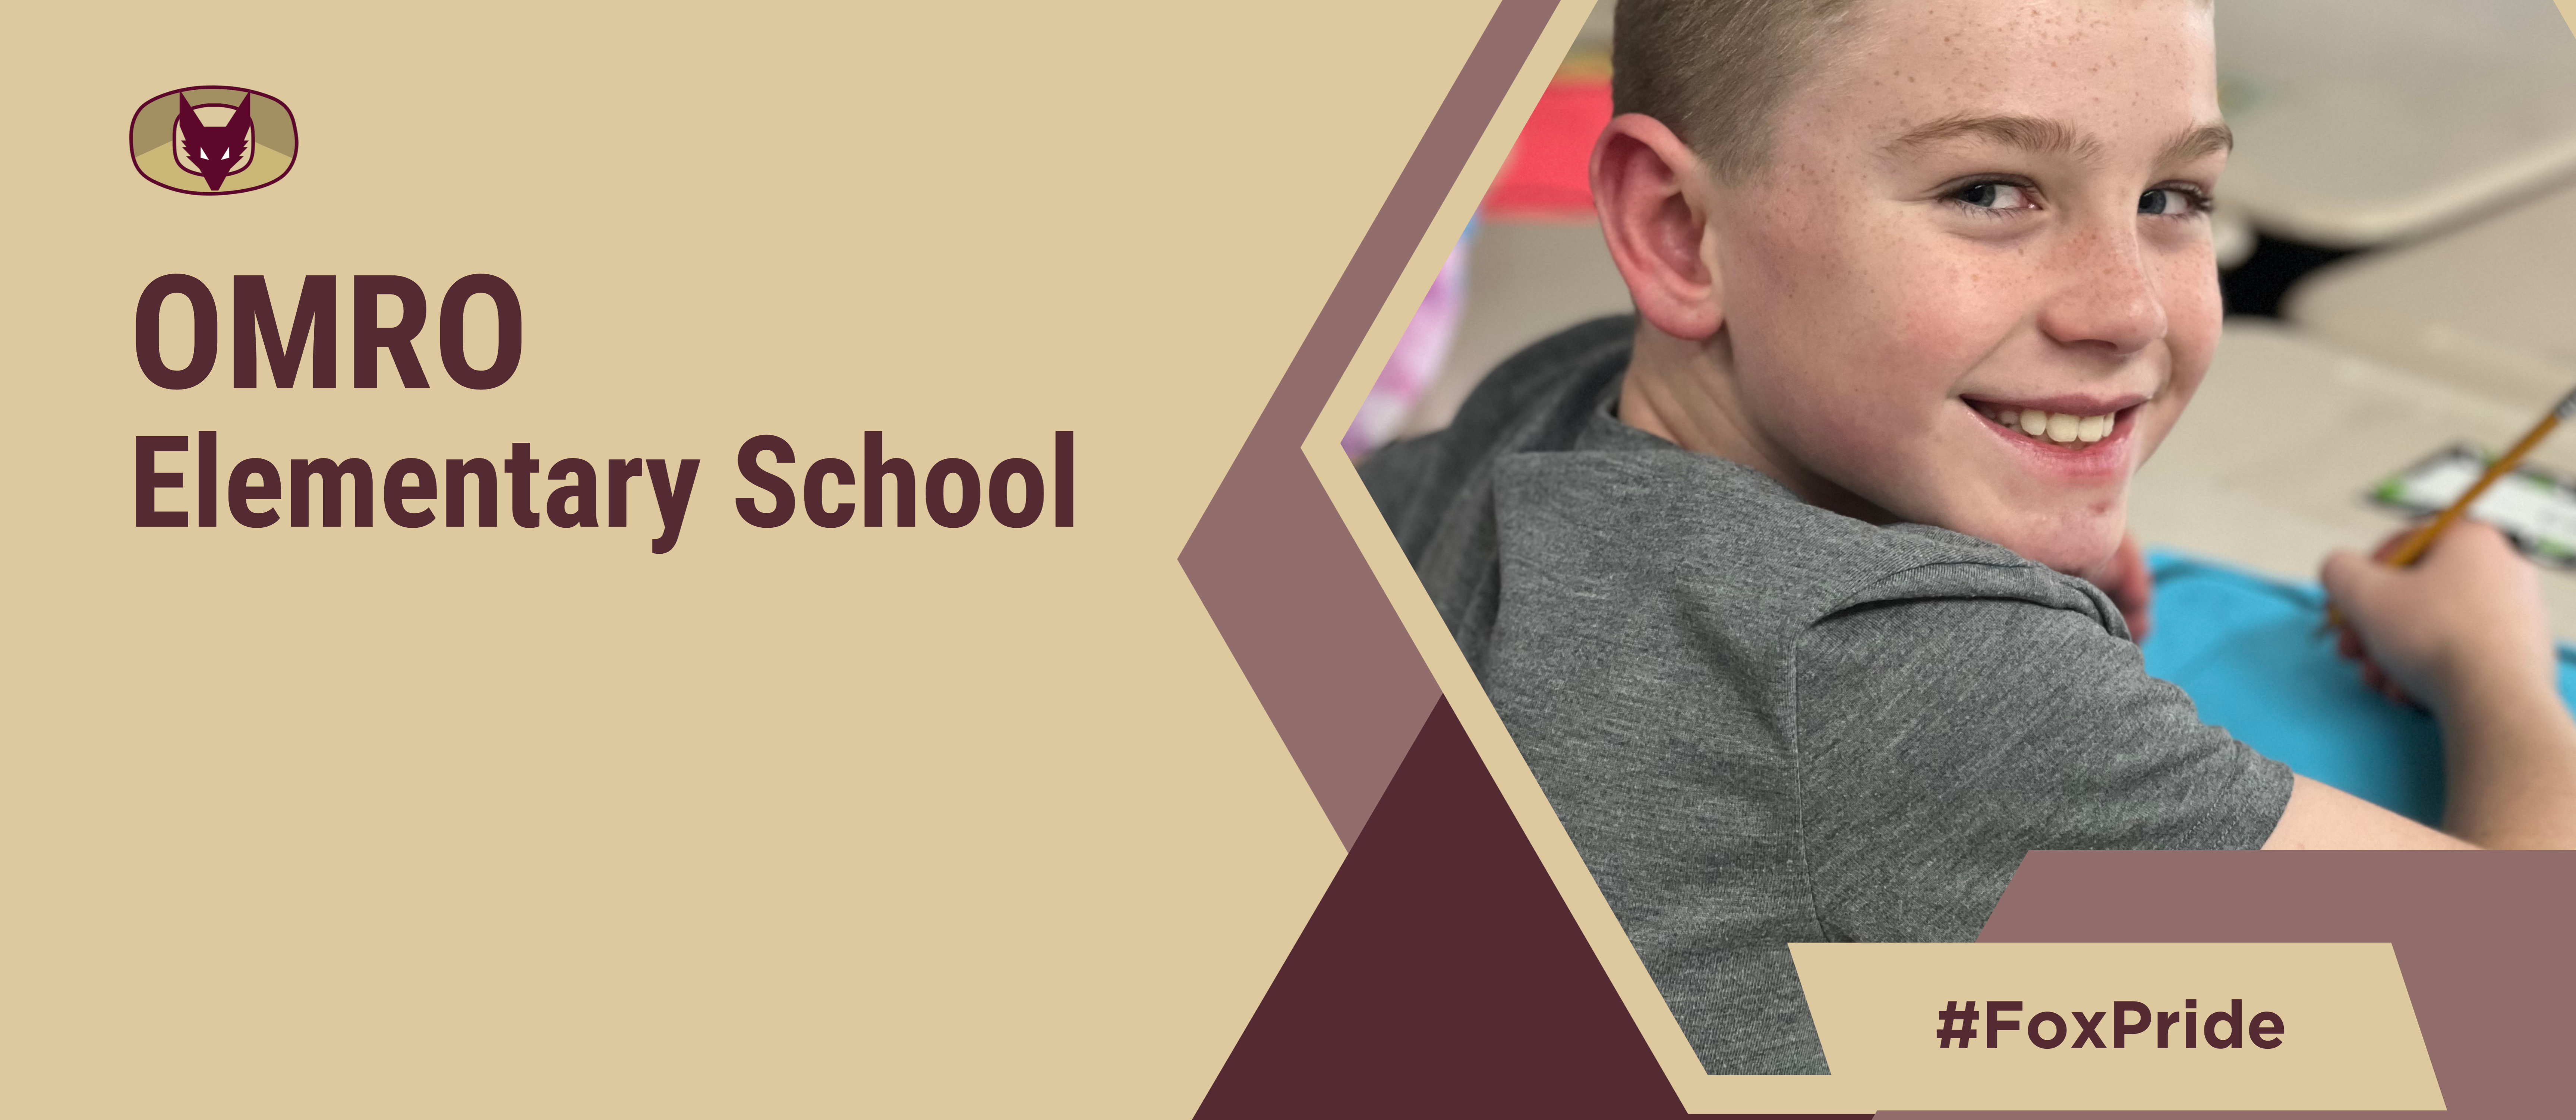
[{"x1": 2371, "y1": 442, "x2": 2576, "y2": 568}]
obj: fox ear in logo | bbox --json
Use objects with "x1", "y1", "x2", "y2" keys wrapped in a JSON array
[{"x1": 171, "y1": 93, "x2": 257, "y2": 192}]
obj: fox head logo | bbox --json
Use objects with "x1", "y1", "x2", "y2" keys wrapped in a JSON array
[
  {"x1": 172, "y1": 92, "x2": 258, "y2": 191},
  {"x1": 131, "y1": 86, "x2": 297, "y2": 196}
]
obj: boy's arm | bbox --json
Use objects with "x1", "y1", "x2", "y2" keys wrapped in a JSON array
[
  {"x1": 2264, "y1": 520, "x2": 2576, "y2": 850},
  {"x1": 2266, "y1": 777, "x2": 2475, "y2": 849}
]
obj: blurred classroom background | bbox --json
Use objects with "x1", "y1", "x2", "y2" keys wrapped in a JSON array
[{"x1": 1349, "y1": 0, "x2": 2576, "y2": 641}]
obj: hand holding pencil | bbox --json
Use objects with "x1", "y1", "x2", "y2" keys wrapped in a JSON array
[
  {"x1": 2328, "y1": 386, "x2": 2576, "y2": 624},
  {"x1": 2321, "y1": 386, "x2": 2576, "y2": 709}
]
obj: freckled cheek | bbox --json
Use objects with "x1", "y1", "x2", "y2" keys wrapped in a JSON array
[
  {"x1": 1809, "y1": 280, "x2": 2001, "y2": 454},
  {"x1": 2159, "y1": 265, "x2": 2224, "y2": 362},
  {"x1": 1731, "y1": 204, "x2": 1832, "y2": 306},
  {"x1": 2152, "y1": 258, "x2": 2222, "y2": 403},
  {"x1": 2161, "y1": 327, "x2": 2215, "y2": 409},
  {"x1": 1875, "y1": 257, "x2": 2014, "y2": 400},
  {"x1": 1733, "y1": 199, "x2": 1995, "y2": 447},
  {"x1": 2135, "y1": 354, "x2": 2216, "y2": 468},
  {"x1": 2140, "y1": 343, "x2": 2214, "y2": 459}
]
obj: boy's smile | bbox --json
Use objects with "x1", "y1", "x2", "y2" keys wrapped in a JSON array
[
  {"x1": 1605, "y1": 0, "x2": 2226, "y2": 578},
  {"x1": 1965, "y1": 394, "x2": 2143, "y2": 480}
]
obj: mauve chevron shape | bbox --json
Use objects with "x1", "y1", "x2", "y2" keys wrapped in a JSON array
[{"x1": 1180, "y1": 0, "x2": 1560, "y2": 848}]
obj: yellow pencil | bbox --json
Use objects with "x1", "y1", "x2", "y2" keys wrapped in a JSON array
[{"x1": 2324, "y1": 385, "x2": 2576, "y2": 630}]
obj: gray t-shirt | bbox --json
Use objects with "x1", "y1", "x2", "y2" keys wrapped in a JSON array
[{"x1": 1360, "y1": 316, "x2": 2293, "y2": 1075}]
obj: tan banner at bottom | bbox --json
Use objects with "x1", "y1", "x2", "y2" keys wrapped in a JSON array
[{"x1": 1790, "y1": 942, "x2": 2440, "y2": 1111}]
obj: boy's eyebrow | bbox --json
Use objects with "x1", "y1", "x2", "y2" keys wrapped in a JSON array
[
  {"x1": 1888, "y1": 114, "x2": 2103, "y2": 162},
  {"x1": 1886, "y1": 115, "x2": 2235, "y2": 167},
  {"x1": 2156, "y1": 121, "x2": 2236, "y2": 166}
]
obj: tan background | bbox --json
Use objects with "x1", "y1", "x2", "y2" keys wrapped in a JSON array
[{"x1": 0, "y1": 2, "x2": 1507, "y2": 1114}]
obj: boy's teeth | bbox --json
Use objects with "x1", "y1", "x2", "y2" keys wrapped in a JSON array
[{"x1": 1982, "y1": 404, "x2": 2117, "y2": 444}]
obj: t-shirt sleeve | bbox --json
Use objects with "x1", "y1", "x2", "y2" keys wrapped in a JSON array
[{"x1": 1791, "y1": 584, "x2": 2295, "y2": 942}]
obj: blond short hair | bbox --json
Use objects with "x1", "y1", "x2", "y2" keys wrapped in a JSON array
[
  {"x1": 1614, "y1": 0, "x2": 2215, "y2": 182},
  {"x1": 1611, "y1": 0, "x2": 1870, "y2": 182}
]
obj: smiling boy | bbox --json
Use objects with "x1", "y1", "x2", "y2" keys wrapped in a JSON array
[{"x1": 1363, "y1": 0, "x2": 2576, "y2": 1075}]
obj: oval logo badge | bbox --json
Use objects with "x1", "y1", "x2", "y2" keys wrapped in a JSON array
[{"x1": 130, "y1": 86, "x2": 297, "y2": 196}]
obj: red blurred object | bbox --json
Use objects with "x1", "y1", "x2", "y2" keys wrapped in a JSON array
[{"x1": 1483, "y1": 78, "x2": 1612, "y2": 221}]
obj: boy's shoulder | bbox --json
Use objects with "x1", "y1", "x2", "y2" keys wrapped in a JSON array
[
  {"x1": 1489, "y1": 430, "x2": 2119, "y2": 639},
  {"x1": 1367, "y1": 322, "x2": 2288, "y2": 1076},
  {"x1": 1360, "y1": 316, "x2": 2124, "y2": 659},
  {"x1": 1359, "y1": 315, "x2": 1637, "y2": 559}
]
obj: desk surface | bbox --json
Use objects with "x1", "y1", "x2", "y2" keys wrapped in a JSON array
[
  {"x1": 2131, "y1": 320, "x2": 2576, "y2": 637},
  {"x1": 2215, "y1": 0, "x2": 2576, "y2": 247},
  {"x1": 2288, "y1": 177, "x2": 2576, "y2": 412}
]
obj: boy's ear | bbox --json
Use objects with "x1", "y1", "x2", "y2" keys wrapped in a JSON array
[{"x1": 1590, "y1": 113, "x2": 1724, "y2": 341}]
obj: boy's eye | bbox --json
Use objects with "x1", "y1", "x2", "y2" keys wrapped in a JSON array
[
  {"x1": 2139, "y1": 187, "x2": 2206, "y2": 216},
  {"x1": 1948, "y1": 181, "x2": 2034, "y2": 212}
]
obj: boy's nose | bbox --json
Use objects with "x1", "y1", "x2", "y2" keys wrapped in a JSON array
[{"x1": 2036, "y1": 225, "x2": 2168, "y2": 358}]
